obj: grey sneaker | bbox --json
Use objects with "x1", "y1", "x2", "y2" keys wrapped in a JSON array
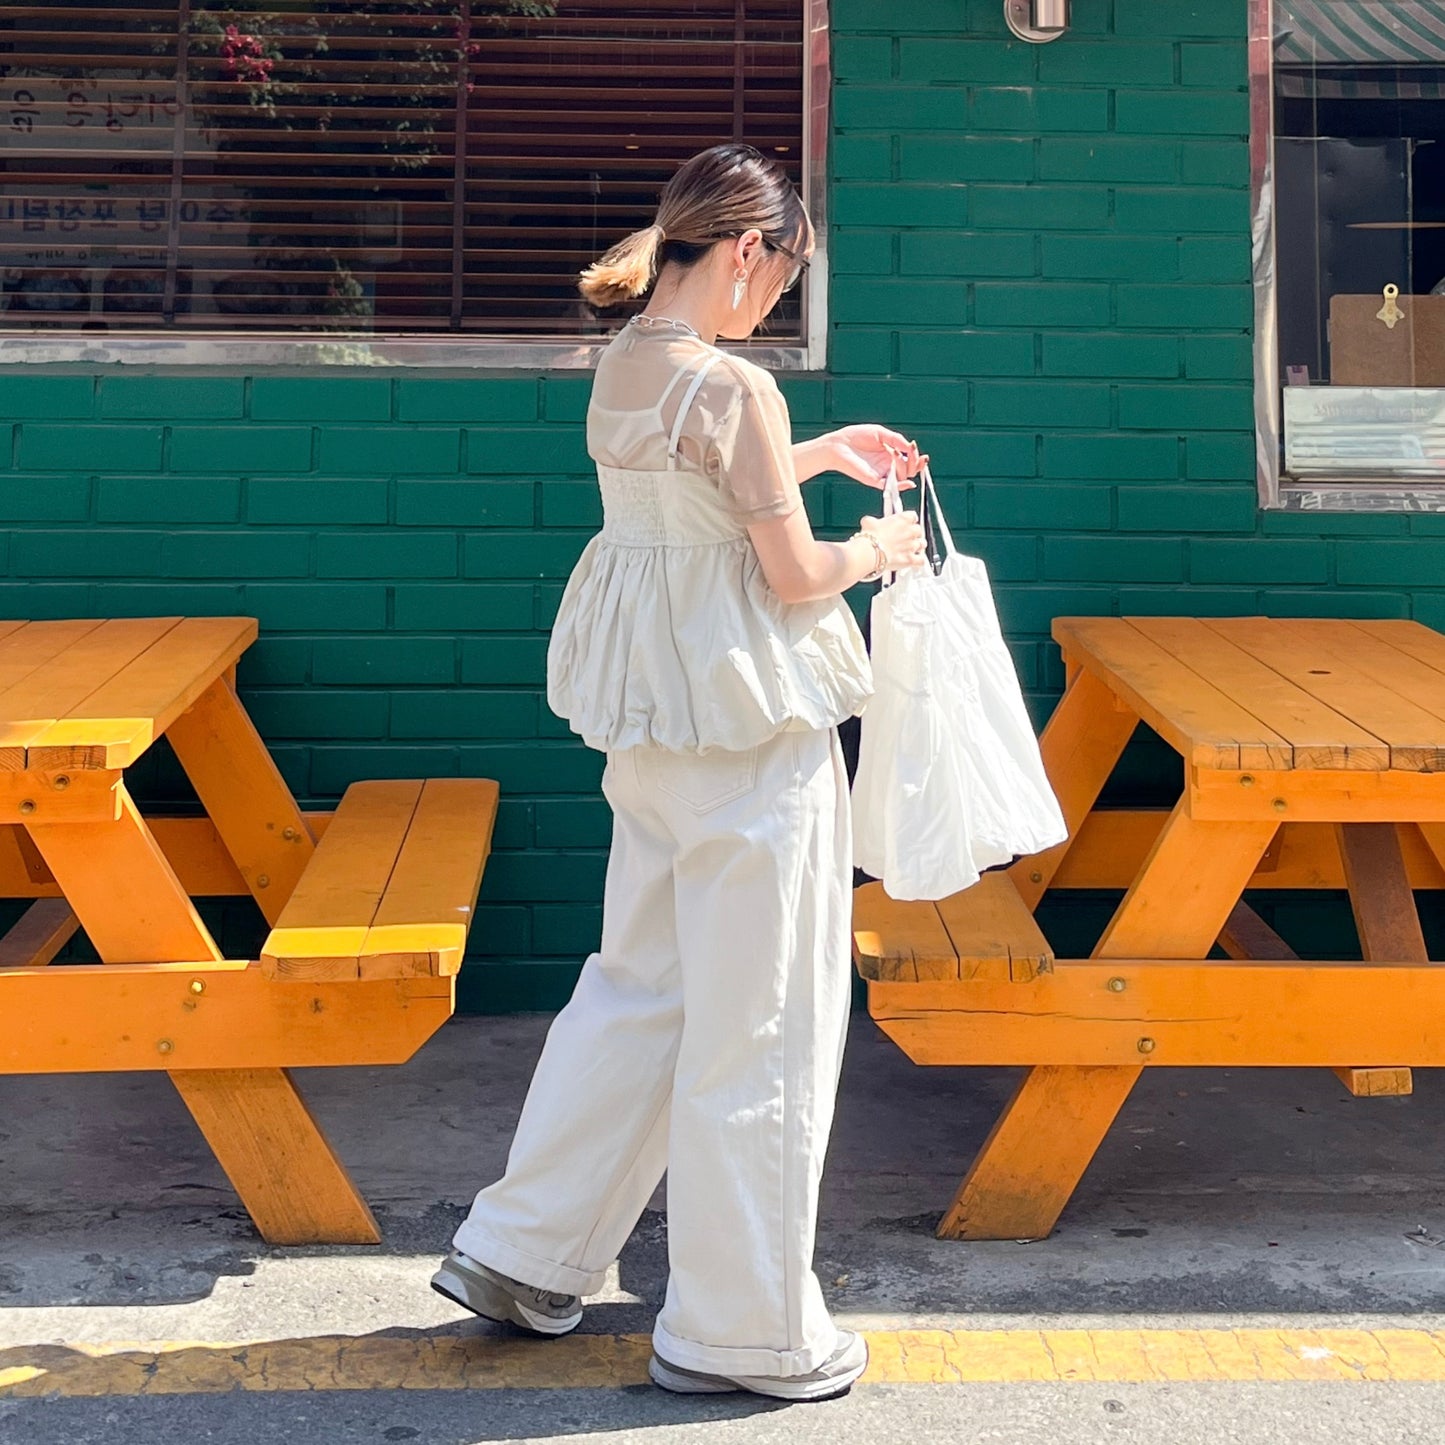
[
  {"x1": 649, "y1": 1329, "x2": 868, "y2": 1401},
  {"x1": 430, "y1": 1250, "x2": 583, "y2": 1337}
]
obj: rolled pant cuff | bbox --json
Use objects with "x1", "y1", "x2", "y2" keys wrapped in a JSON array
[
  {"x1": 652, "y1": 1321, "x2": 838, "y2": 1380},
  {"x1": 450, "y1": 1224, "x2": 609, "y2": 1298}
]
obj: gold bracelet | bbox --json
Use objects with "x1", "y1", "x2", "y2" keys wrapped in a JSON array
[{"x1": 852, "y1": 531, "x2": 887, "y2": 583}]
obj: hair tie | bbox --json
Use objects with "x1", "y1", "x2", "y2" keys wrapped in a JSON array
[{"x1": 654, "y1": 224, "x2": 666, "y2": 242}]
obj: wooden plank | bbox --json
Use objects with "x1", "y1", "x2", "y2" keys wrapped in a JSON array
[
  {"x1": 1010, "y1": 667, "x2": 1137, "y2": 909},
  {"x1": 0, "y1": 621, "x2": 106, "y2": 769},
  {"x1": 1289, "y1": 620, "x2": 1445, "y2": 731},
  {"x1": 0, "y1": 961, "x2": 451, "y2": 1071},
  {"x1": 1189, "y1": 767, "x2": 1445, "y2": 824},
  {"x1": 165, "y1": 676, "x2": 315, "y2": 926},
  {"x1": 26, "y1": 617, "x2": 258, "y2": 770},
  {"x1": 1352, "y1": 620, "x2": 1445, "y2": 679},
  {"x1": 362, "y1": 778, "x2": 499, "y2": 976},
  {"x1": 935, "y1": 872, "x2": 1054, "y2": 982},
  {"x1": 853, "y1": 884, "x2": 956, "y2": 982},
  {"x1": 1129, "y1": 617, "x2": 1382, "y2": 771},
  {"x1": 1052, "y1": 617, "x2": 1293, "y2": 770},
  {"x1": 869, "y1": 961, "x2": 1445, "y2": 1067},
  {"x1": 1337, "y1": 823, "x2": 1430, "y2": 964},
  {"x1": 0, "y1": 899, "x2": 77, "y2": 968},
  {"x1": 0, "y1": 618, "x2": 181, "y2": 761},
  {"x1": 0, "y1": 768, "x2": 120, "y2": 825},
  {"x1": 260, "y1": 781, "x2": 422, "y2": 979},
  {"x1": 1206, "y1": 618, "x2": 1445, "y2": 772}
]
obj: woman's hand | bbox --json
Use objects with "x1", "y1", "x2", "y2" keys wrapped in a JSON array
[
  {"x1": 793, "y1": 426, "x2": 928, "y2": 488},
  {"x1": 861, "y1": 510, "x2": 927, "y2": 573}
]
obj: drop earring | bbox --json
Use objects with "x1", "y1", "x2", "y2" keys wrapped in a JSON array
[{"x1": 731, "y1": 267, "x2": 748, "y2": 310}]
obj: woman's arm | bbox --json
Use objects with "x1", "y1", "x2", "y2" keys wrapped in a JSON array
[
  {"x1": 748, "y1": 504, "x2": 926, "y2": 606},
  {"x1": 793, "y1": 425, "x2": 924, "y2": 487}
]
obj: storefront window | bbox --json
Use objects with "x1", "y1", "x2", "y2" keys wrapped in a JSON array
[
  {"x1": 1255, "y1": 0, "x2": 1445, "y2": 508},
  {"x1": 0, "y1": 0, "x2": 824, "y2": 367}
]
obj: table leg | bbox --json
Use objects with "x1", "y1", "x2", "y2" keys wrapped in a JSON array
[
  {"x1": 166, "y1": 676, "x2": 315, "y2": 926},
  {"x1": 941, "y1": 802, "x2": 1277, "y2": 1240},
  {"x1": 1010, "y1": 668, "x2": 1139, "y2": 910},
  {"x1": 24, "y1": 787, "x2": 379, "y2": 1246}
]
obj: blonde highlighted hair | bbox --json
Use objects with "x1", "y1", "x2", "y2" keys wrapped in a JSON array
[{"x1": 578, "y1": 143, "x2": 808, "y2": 308}]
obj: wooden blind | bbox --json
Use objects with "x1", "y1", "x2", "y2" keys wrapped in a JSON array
[{"x1": 0, "y1": 1, "x2": 805, "y2": 338}]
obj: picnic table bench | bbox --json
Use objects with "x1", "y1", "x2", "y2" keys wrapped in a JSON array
[
  {"x1": 0, "y1": 617, "x2": 497, "y2": 1245},
  {"x1": 854, "y1": 616, "x2": 1445, "y2": 1242}
]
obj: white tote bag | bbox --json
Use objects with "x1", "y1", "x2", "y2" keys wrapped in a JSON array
[{"x1": 852, "y1": 467, "x2": 1067, "y2": 902}]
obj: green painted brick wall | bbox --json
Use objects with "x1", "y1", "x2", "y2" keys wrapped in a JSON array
[{"x1": 9, "y1": 0, "x2": 1444, "y2": 1004}]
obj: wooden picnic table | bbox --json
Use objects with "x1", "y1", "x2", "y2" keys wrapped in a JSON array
[
  {"x1": 861, "y1": 616, "x2": 1445, "y2": 1242},
  {"x1": 0, "y1": 617, "x2": 496, "y2": 1245}
]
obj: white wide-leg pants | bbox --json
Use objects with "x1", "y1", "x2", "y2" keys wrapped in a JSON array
[{"x1": 453, "y1": 726, "x2": 854, "y2": 1378}]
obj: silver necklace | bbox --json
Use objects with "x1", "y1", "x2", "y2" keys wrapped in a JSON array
[{"x1": 629, "y1": 313, "x2": 701, "y2": 339}]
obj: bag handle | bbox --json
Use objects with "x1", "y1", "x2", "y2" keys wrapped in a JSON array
[
  {"x1": 878, "y1": 460, "x2": 954, "y2": 588},
  {"x1": 918, "y1": 463, "x2": 956, "y2": 561}
]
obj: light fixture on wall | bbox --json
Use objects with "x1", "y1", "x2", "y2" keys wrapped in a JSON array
[{"x1": 1004, "y1": 0, "x2": 1069, "y2": 42}]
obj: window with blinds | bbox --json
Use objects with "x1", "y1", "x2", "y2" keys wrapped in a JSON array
[{"x1": 0, "y1": 1, "x2": 807, "y2": 341}]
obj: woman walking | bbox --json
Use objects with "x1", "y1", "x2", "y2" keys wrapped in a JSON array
[{"x1": 434, "y1": 143, "x2": 927, "y2": 1402}]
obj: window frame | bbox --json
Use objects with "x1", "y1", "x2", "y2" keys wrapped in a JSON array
[
  {"x1": 1252, "y1": 0, "x2": 1445, "y2": 512},
  {"x1": 0, "y1": 0, "x2": 831, "y2": 373}
]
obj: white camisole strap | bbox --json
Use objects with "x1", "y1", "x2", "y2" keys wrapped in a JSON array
[{"x1": 667, "y1": 352, "x2": 724, "y2": 461}]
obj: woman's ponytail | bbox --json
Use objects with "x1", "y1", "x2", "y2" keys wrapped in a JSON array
[{"x1": 577, "y1": 224, "x2": 665, "y2": 307}]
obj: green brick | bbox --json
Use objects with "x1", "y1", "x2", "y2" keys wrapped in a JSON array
[
  {"x1": 1115, "y1": 0, "x2": 1244, "y2": 37},
  {"x1": 541, "y1": 481, "x2": 602, "y2": 529},
  {"x1": 900, "y1": 330, "x2": 1034, "y2": 375},
  {"x1": 1185, "y1": 433, "x2": 1254, "y2": 480},
  {"x1": 778, "y1": 379, "x2": 826, "y2": 423},
  {"x1": 1113, "y1": 588, "x2": 1257, "y2": 618},
  {"x1": 833, "y1": 134, "x2": 893, "y2": 180},
  {"x1": 833, "y1": 33, "x2": 894, "y2": 81},
  {"x1": 834, "y1": 183, "x2": 970, "y2": 228},
  {"x1": 1118, "y1": 385, "x2": 1252, "y2": 431},
  {"x1": 12, "y1": 529, "x2": 163, "y2": 576},
  {"x1": 393, "y1": 583, "x2": 534, "y2": 632},
  {"x1": 460, "y1": 638, "x2": 552, "y2": 685},
  {"x1": 171, "y1": 426, "x2": 311, "y2": 474},
  {"x1": 1181, "y1": 42, "x2": 1248, "y2": 88},
  {"x1": 898, "y1": 136, "x2": 1033, "y2": 182},
  {"x1": 163, "y1": 531, "x2": 309, "y2": 578},
  {"x1": 0, "y1": 475, "x2": 90, "y2": 521},
  {"x1": 100, "y1": 582, "x2": 245, "y2": 617},
  {"x1": 541, "y1": 378, "x2": 592, "y2": 423},
  {"x1": 100, "y1": 376, "x2": 244, "y2": 419},
  {"x1": 0, "y1": 375, "x2": 93, "y2": 419},
  {"x1": 900, "y1": 231, "x2": 1034, "y2": 278},
  {"x1": 972, "y1": 482, "x2": 1110, "y2": 530},
  {"x1": 465, "y1": 532, "x2": 589, "y2": 579},
  {"x1": 395, "y1": 479, "x2": 534, "y2": 527},
  {"x1": 1041, "y1": 235, "x2": 1176, "y2": 281},
  {"x1": 490, "y1": 801, "x2": 533, "y2": 852},
  {"x1": 1043, "y1": 334, "x2": 1178, "y2": 378},
  {"x1": 1039, "y1": 138, "x2": 1175, "y2": 183},
  {"x1": 318, "y1": 426, "x2": 458, "y2": 475},
  {"x1": 1038, "y1": 41, "x2": 1173, "y2": 86},
  {"x1": 832, "y1": 0, "x2": 969, "y2": 34},
  {"x1": 1117, "y1": 285, "x2": 1251, "y2": 329},
  {"x1": 1043, "y1": 434, "x2": 1177, "y2": 479},
  {"x1": 833, "y1": 279, "x2": 971, "y2": 326},
  {"x1": 1117, "y1": 486, "x2": 1257, "y2": 533},
  {"x1": 1045, "y1": 536, "x2": 1184, "y2": 582},
  {"x1": 0, "y1": 582, "x2": 90, "y2": 617},
  {"x1": 309, "y1": 745, "x2": 459, "y2": 796},
  {"x1": 483, "y1": 853, "x2": 607, "y2": 905},
  {"x1": 250, "y1": 377, "x2": 392, "y2": 422},
  {"x1": 974, "y1": 382, "x2": 1109, "y2": 428},
  {"x1": 237, "y1": 638, "x2": 310, "y2": 686},
  {"x1": 247, "y1": 690, "x2": 388, "y2": 740},
  {"x1": 968, "y1": 534, "x2": 1036, "y2": 581},
  {"x1": 830, "y1": 328, "x2": 893, "y2": 374},
  {"x1": 317, "y1": 532, "x2": 458, "y2": 579},
  {"x1": 995, "y1": 584, "x2": 1112, "y2": 634},
  {"x1": 1115, "y1": 187, "x2": 1250, "y2": 234},
  {"x1": 1179, "y1": 140, "x2": 1249, "y2": 187},
  {"x1": 1190, "y1": 539, "x2": 1326, "y2": 584},
  {"x1": 1336, "y1": 542, "x2": 1445, "y2": 588},
  {"x1": 247, "y1": 477, "x2": 388, "y2": 524},
  {"x1": 1263, "y1": 511, "x2": 1407, "y2": 538},
  {"x1": 396, "y1": 379, "x2": 539, "y2": 423},
  {"x1": 97, "y1": 476, "x2": 239, "y2": 524},
  {"x1": 1116, "y1": 90, "x2": 1249, "y2": 136},
  {"x1": 1412, "y1": 594, "x2": 1445, "y2": 630},
  {"x1": 534, "y1": 799, "x2": 613, "y2": 849},
  {"x1": 457, "y1": 743, "x2": 604, "y2": 795},
  {"x1": 465, "y1": 428, "x2": 591, "y2": 475},
  {"x1": 1263, "y1": 590, "x2": 1409, "y2": 620},
  {"x1": 466, "y1": 905, "x2": 532, "y2": 956},
  {"x1": 976, "y1": 283, "x2": 1109, "y2": 328},
  {"x1": 19, "y1": 424, "x2": 162, "y2": 472},
  {"x1": 899, "y1": 38, "x2": 1034, "y2": 83},
  {"x1": 1179, "y1": 237, "x2": 1251, "y2": 283},
  {"x1": 244, "y1": 583, "x2": 387, "y2": 631},
  {"x1": 835, "y1": 86, "x2": 968, "y2": 130},
  {"x1": 942, "y1": 431, "x2": 1036, "y2": 477},
  {"x1": 391, "y1": 690, "x2": 538, "y2": 739},
  {"x1": 832, "y1": 378, "x2": 968, "y2": 424},
  {"x1": 530, "y1": 905, "x2": 603, "y2": 956},
  {"x1": 310, "y1": 637, "x2": 452, "y2": 685},
  {"x1": 1036, "y1": 90, "x2": 1111, "y2": 131},
  {"x1": 970, "y1": 185, "x2": 1109, "y2": 230},
  {"x1": 834, "y1": 229, "x2": 895, "y2": 275}
]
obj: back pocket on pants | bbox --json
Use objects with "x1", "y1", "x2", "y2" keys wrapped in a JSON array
[{"x1": 649, "y1": 746, "x2": 759, "y2": 815}]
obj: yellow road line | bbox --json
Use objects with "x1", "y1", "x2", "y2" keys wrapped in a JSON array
[{"x1": 7, "y1": 1328, "x2": 1445, "y2": 1397}]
